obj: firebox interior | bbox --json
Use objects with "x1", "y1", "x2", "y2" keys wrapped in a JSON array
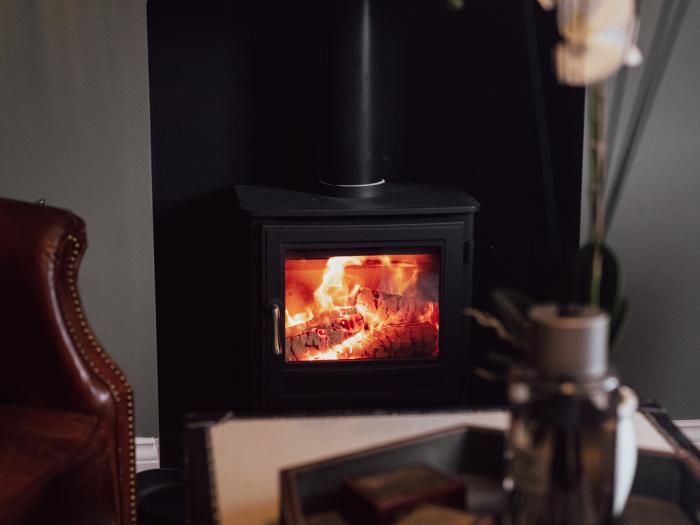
[{"x1": 284, "y1": 252, "x2": 441, "y2": 362}]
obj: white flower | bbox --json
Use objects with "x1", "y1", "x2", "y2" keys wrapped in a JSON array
[{"x1": 538, "y1": 0, "x2": 643, "y2": 86}]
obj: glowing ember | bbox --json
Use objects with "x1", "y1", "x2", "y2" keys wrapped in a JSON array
[{"x1": 284, "y1": 253, "x2": 440, "y2": 361}]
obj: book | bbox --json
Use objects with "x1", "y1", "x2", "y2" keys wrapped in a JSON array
[{"x1": 342, "y1": 465, "x2": 465, "y2": 524}]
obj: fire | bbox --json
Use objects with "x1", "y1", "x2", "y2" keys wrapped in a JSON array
[
  {"x1": 285, "y1": 308, "x2": 313, "y2": 327},
  {"x1": 284, "y1": 253, "x2": 440, "y2": 361},
  {"x1": 313, "y1": 256, "x2": 363, "y2": 315}
]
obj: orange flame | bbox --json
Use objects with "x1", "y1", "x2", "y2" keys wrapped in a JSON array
[{"x1": 313, "y1": 256, "x2": 363, "y2": 314}]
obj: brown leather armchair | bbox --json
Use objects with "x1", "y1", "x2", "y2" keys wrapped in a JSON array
[{"x1": 0, "y1": 197, "x2": 136, "y2": 525}]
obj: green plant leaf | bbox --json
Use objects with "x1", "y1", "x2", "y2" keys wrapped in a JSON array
[
  {"x1": 610, "y1": 297, "x2": 629, "y2": 348},
  {"x1": 571, "y1": 242, "x2": 627, "y2": 346},
  {"x1": 491, "y1": 288, "x2": 535, "y2": 349}
]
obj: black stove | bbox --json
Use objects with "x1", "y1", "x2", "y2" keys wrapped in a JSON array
[{"x1": 235, "y1": 183, "x2": 478, "y2": 409}]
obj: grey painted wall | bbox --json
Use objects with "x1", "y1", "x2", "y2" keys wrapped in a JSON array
[
  {"x1": 0, "y1": 0, "x2": 158, "y2": 435},
  {"x1": 581, "y1": 1, "x2": 700, "y2": 418}
]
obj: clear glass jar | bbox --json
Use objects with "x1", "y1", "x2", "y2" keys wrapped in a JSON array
[{"x1": 504, "y1": 367, "x2": 623, "y2": 525}]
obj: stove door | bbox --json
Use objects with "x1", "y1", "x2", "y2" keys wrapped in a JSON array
[{"x1": 261, "y1": 219, "x2": 469, "y2": 409}]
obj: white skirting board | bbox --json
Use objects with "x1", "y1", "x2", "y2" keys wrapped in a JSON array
[
  {"x1": 135, "y1": 437, "x2": 160, "y2": 473},
  {"x1": 675, "y1": 420, "x2": 700, "y2": 448},
  {"x1": 134, "y1": 419, "x2": 700, "y2": 473}
]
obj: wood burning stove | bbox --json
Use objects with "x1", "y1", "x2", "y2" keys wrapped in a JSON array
[
  {"x1": 235, "y1": 183, "x2": 478, "y2": 409},
  {"x1": 232, "y1": 1, "x2": 479, "y2": 410}
]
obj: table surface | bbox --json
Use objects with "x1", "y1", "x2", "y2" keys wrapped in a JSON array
[{"x1": 205, "y1": 410, "x2": 674, "y2": 525}]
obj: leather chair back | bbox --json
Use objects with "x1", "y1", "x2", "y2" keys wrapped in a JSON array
[{"x1": 0, "y1": 197, "x2": 136, "y2": 524}]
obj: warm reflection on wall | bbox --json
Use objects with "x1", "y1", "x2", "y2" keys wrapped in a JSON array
[{"x1": 284, "y1": 253, "x2": 440, "y2": 361}]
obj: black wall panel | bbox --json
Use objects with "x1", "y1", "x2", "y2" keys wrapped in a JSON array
[{"x1": 147, "y1": 0, "x2": 584, "y2": 464}]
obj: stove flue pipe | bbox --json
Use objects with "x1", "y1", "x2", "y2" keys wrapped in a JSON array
[{"x1": 318, "y1": 0, "x2": 385, "y2": 198}]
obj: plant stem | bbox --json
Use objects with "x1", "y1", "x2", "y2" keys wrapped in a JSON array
[{"x1": 589, "y1": 82, "x2": 607, "y2": 308}]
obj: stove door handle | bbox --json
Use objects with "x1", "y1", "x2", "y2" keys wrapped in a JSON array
[{"x1": 268, "y1": 301, "x2": 283, "y2": 356}]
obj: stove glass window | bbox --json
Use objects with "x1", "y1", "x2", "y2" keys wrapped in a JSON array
[{"x1": 284, "y1": 251, "x2": 441, "y2": 362}]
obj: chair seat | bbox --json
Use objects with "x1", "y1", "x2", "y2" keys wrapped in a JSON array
[{"x1": 0, "y1": 406, "x2": 104, "y2": 525}]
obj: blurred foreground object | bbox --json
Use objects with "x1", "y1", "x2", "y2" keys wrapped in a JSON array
[
  {"x1": 506, "y1": 305, "x2": 638, "y2": 524},
  {"x1": 538, "y1": 0, "x2": 642, "y2": 86}
]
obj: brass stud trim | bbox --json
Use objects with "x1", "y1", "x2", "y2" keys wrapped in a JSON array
[{"x1": 58, "y1": 233, "x2": 137, "y2": 524}]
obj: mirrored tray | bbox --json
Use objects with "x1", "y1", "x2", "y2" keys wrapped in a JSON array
[{"x1": 281, "y1": 421, "x2": 700, "y2": 525}]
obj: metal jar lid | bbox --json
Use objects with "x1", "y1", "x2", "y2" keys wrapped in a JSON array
[{"x1": 528, "y1": 304, "x2": 609, "y2": 380}]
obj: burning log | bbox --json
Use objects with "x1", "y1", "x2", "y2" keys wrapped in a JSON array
[
  {"x1": 285, "y1": 306, "x2": 360, "y2": 338},
  {"x1": 354, "y1": 288, "x2": 435, "y2": 325},
  {"x1": 285, "y1": 308, "x2": 365, "y2": 357},
  {"x1": 286, "y1": 288, "x2": 439, "y2": 361},
  {"x1": 335, "y1": 322, "x2": 438, "y2": 360}
]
